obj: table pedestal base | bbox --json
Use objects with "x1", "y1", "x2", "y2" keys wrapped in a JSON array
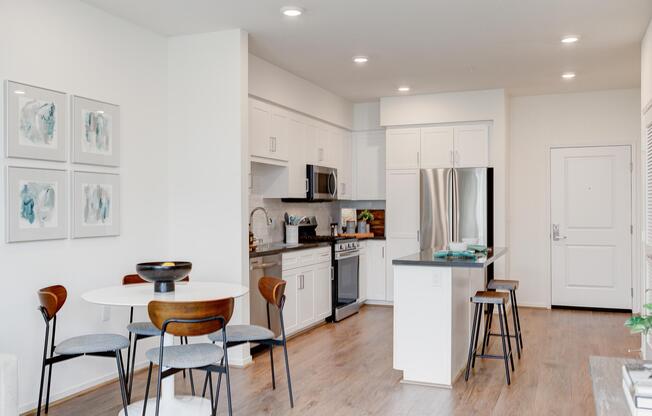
[{"x1": 119, "y1": 396, "x2": 213, "y2": 415}]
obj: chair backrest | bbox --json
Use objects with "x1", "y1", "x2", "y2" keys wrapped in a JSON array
[
  {"x1": 258, "y1": 276, "x2": 286, "y2": 309},
  {"x1": 37, "y1": 285, "x2": 67, "y2": 321},
  {"x1": 122, "y1": 273, "x2": 189, "y2": 285},
  {"x1": 147, "y1": 298, "x2": 234, "y2": 337}
]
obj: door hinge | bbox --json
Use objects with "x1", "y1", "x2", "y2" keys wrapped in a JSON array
[{"x1": 631, "y1": 225, "x2": 634, "y2": 234}]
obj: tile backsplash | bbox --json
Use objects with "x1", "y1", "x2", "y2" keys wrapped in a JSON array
[{"x1": 248, "y1": 194, "x2": 386, "y2": 244}]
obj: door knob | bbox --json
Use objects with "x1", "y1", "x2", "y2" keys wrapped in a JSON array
[{"x1": 552, "y1": 224, "x2": 567, "y2": 241}]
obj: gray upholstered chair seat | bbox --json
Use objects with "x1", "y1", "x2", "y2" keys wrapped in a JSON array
[
  {"x1": 208, "y1": 324, "x2": 275, "y2": 343},
  {"x1": 127, "y1": 321, "x2": 160, "y2": 336},
  {"x1": 145, "y1": 343, "x2": 223, "y2": 369},
  {"x1": 55, "y1": 334, "x2": 130, "y2": 355}
]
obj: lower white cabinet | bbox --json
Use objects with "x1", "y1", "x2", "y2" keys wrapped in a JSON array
[
  {"x1": 385, "y1": 238, "x2": 419, "y2": 302},
  {"x1": 358, "y1": 241, "x2": 368, "y2": 302},
  {"x1": 282, "y1": 247, "x2": 331, "y2": 336},
  {"x1": 363, "y1": 240, "x2": 388, "y2": 303}
]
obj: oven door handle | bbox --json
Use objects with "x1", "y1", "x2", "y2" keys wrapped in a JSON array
[{"x1": 335, "y1": 250, "x2": 360, "y2": 260}]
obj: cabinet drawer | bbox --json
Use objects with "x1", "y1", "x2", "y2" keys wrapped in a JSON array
[{"x1": 283, "y1": 247, "x2": 331, "y2": 271}]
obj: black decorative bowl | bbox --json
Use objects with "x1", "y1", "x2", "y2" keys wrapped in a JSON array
[{"x1": 136, "y1": 261, "x2": 192, "y2": 293}]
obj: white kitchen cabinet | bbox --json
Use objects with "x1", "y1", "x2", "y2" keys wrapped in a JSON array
[
  {"x1": 453, "y1": 125, "x2": 489, "y2": 167},
  {"x1": 386, "y1": 170, "x2": 419, "y2": 239},
  {"x1": 297, "y1": 268, "x2": 315, "y2": 328},
  {"x1": 338, "y1": 130, "x2": 353, "y2": 200},
  {"x1": 386, "y1": 128, "x2": 420, "y2": 169},
  {"x1": 316, "y1": 125, "x2": 333, "y2": 167},
  {"x1": 249, "y1": 98, "x2": 289, "y2": 162},
  {"x1": 385, "y1": 237, "x2": 419, "y2": 302},
  {"x1": 365, "y1": 240, "x2": 387, "y2": 302},
  {"x1": 287, "y1": 116, "x2": 308, "y2": 198},
  {"x1": 314, "y1": 261, "x2": 333, "y2": 320},
  {"x1": 281, "y1": 268, "x2": 299, "y2": 334},
  {"x1": 420, "y1": 126, "x2": 454, "y2": 168},
  {"x1": 353, "y1": 130, "x2": 386, "y2": 200},
  {"x1": 358, "y1": 242, "x2": 368, "y2": 302}
]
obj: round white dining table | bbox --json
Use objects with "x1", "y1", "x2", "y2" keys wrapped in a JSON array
[{"x1": 82, "y1": 281, "x2": 249, "y2": 416}]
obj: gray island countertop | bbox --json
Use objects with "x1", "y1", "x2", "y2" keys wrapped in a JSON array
[{"x1": 392, "y1": 247, "x2": 507, "y2": 268}]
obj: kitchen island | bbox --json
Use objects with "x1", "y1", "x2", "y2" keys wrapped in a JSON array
[{"x1": 392, "y1": 247, "x2": 507, "y2": 388}]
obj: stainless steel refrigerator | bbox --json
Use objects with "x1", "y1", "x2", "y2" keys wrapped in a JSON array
[{"x1": 420, "y1": 168, "x2": 494, "y2": 251}]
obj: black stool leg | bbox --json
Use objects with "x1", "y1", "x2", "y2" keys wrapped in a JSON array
[
  {"x1": 471, "y1": 302, "x2": 483, "y2": 369},
  {"x1": 128, "y1": 336, "x2": 139, "y2": 402},
  {"x1": 464, "y1": 303, "x2": 481, "y2": 381},
  {"x1": 481, "y1": 303, "x2": 493, "y2": 354},
  {"x1": 269, "y1": 344, "x2": 276, "y2": 389},
  {"x1": 509, "y1": 290, "x2": 521, "y2": 359},
  {"x1": 512, "y1": 289, "x2": 524, "y2": 349},
  {"x1": 497, "y1": 304, "x2": 511, "y2": 385},
  {"x1": 501, "y1": 304, "x2": 515, "y2": 371},
  {"x1": 282, "y1": 339, "x2": 294, "y2": 408}
]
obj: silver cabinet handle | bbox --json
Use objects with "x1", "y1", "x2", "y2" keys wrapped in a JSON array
[
  {"x1": 450, "y1": 150, "x2": 454, "y2": 164},
  {"x1": 417, "y1": 151, "x2": 420, "y2": 166},
  {"x1": 382, "y1": 247, "x2": 385, "y2": 258},
  {"x1": 318, "y1": 148, "x2": 324, "y2": 162},
  {"x1": 305, "y1": 178, "x2": 309, "y2": 193},
  {"x1": 455, "y1": 150, "x2": 460, "y2": 164},
  {"x1": 330, "y1": 267, "x2": 334, "y2": 281}
]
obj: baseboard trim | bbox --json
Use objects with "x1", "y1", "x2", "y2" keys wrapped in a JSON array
[
  {"x1": 551, "y1": 304, "x2": 632, "y2": 313},
  {"x1": 518, "y1": 302, "x2": 550, "y2": 309},
  {"x1": 364, "y1": 300, "x2": 393, "y2": 306}
]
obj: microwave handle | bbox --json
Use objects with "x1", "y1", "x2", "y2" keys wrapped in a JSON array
[{"x1": 329, "y1": 171, "x2": 337, "y2": 197}]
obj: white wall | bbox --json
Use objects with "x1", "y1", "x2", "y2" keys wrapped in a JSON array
[
  {"x1": 249, "y1": 54, "x2": 353, "y2": 129},
  {"x1": 167, "y1": 30, "x2": 251, "y2": 364},
  {"x1": 380, "y1": 89, "x2": 509, "y2": 276},
  {"x1": 642, "y1": 20, "x2": 652, "y2": 111},
  {"x1": 510, "y1": 89, "x2": 640, "y2": 307},
  {"x1": 0, "y1": 0, "x2": 169, "y2": 411}
]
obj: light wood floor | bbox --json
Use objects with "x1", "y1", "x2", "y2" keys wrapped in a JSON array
[{"x1": 32, "y1": 305, "x2": 638, "y2": 416}]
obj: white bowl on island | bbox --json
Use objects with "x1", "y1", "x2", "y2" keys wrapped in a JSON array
[{"x1": 448, "y1": 242, "x2": 467, "y2": 252}]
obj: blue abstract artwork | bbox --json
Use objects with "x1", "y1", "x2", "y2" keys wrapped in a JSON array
[
  {"x1": 82, "y1": 184, "x2": 112, "y2": 225},
  {"x1": 19, "y1": 98, "x2": 57, "y2": 147},
  {"x1": 19, "y1": 181, "x2": 58, "y2": 228},
  {"x1": 82, "y1": 110, "x2": 112, "y2": 155}
]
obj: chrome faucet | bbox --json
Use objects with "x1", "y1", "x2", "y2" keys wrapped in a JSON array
[{"x1": 249, "y1": 206, "x2": 272, "y2": 243}]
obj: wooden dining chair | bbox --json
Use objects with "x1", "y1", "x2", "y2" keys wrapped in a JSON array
[
  {"x1": 202, "y1": 276, "x2": 294, "y2": 409},
  {"x1": 36, "y1": 285, "x2": 130, "y2": 416},
  {"x1": 142, "y1": 298, "x2": 235, "y2": 416},
  {"x1": 122, "y1": 274, "x2": 194, "y2": 401}
]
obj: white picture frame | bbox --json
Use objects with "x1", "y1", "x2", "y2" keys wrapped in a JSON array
[
  {"x1": 4, "y1": 81, "x2": 67, "y2": 162},
  {"x1": 72, "y1": 171, "x2": 120, "y2": 238},
  {"x1": 6, "y1": 167, "x2": 68, "y2": 242},
  {"x1": 72, "y1": 96, "x2": 120, "y2": 166}
]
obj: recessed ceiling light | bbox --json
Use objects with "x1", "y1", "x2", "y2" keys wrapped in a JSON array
[
  {"x1": 561, "y1": 35, "x2": 580, "y2": 44},
  {"x1": 13, "y1": 90, "x2": 25, "y2": 95},
  {"x1": 281, "y1": 6, "x2": 303, "y2": 17},
  {"x1": 397, "y1": 86, "x2": 410, "y2": 92},
  {"x1": 562, "y1": 72, "x2": 576, "y2": 80},
  {"x1": 353, "y1": 56, "x2": 369, "y2": 64}
]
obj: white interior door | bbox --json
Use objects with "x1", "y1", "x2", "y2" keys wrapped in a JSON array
[{"x1": 551, "y1": 146, "x2": 632, "y2": 309}]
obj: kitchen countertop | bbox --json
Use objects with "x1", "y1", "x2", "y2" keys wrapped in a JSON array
[
  {"x1": 392, "y1": 247, "x2": 507, "y2": 268},
  {"x1": 589, "y1": 356, "x2": 635, "y2": 416},
  {"x1": 249, "y1": 242, "x2": 330, "y2": 258}
]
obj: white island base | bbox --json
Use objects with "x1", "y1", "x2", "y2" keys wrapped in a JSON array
[{"x1": 392, "y1": 248, "x2": 506, "y2": 388}]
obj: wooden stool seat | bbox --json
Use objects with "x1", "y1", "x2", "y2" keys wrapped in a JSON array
[
  {"x1": 471, "y1": 291, "x2": 509, "y2": 304},
  {"x1": 487, "y1": 279, "x2": 519, "y2": 291}
]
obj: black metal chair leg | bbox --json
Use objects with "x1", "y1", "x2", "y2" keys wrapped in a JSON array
[
  {"x1": 36, "y1": 360, "x2": 47, "y2": 416},
  {"x1": 116, "y1": 351, "x2": 129, "y2": 416},
  {"x1": 208, "y1": 371, "x2": 215, "y2": 407},
  {"x1": 509, "y1": 291, "x2": 521, "y2": 359},
  {"x1": 142, "y1": 363, "x2": 153, "y2": 416},
  {"x1": 188, "y1": 368, "x2": 195, "y2": 396},
  {"x1": 128, "y1": 337, "x2": 139, "y2": 402},
  {"x1": 181, "y1": 337, "x2": 187, "y2": 379},
  {"x1": 282, "y1": 340, "x2": 294, "y2": 408},
  {"x1": 201, "y1": 371, "x2": 209, "y2": 398},
  {"x1": 154, "y1": 347, "x2": 164, "y2": 416},
  {"x1": 269, "y1": 344, "x2": 276, "y2": 389},
  {"x1": 471, "y1": 303, "x2": 483, "y2": 369},
  {"x1": 225, "y1": 361, "x2": 233, "y2": 416},
  {"x1": 464, "y1": 303, "x2": 481, "y2": 381},
  {"x1": 497, "y1": 305, "x2": 511, "y2": 385},
  {"x1": 513, "y1": 290, "x2": 524, "y2": 349},
  {"x1": 212, "y1": 366, "x2": 223, "y2": 416},
  {"x1": 502, "y1": 304, "x2": 515, "y2": 371},
  {"x1": 45, "y1": 357, "x2": 54, "y2": 413}
]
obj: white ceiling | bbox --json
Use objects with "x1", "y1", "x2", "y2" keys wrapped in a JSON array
[{"x1": 82, "y1": 0, "x2": 652, "y2": 102}]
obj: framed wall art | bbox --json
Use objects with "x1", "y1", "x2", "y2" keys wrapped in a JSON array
[
  {"x1": 72, "y1": 171, "x2": 120, "y2": 238},
  {"x1": 72, "y1": 96, "x2": 120, "y2": 166},
  {"x1": 6, "y1": 167, "x2": 68, "y2": 242},
  {"x1": 4, "y1": 81, "x2": 67, "y2": 161}
]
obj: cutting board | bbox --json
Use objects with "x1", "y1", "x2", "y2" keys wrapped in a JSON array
[
  {"x1": 339, "y1": 232, "x2": 375, "y2": 239},
  {"x1": 356, "y1": 209, "x2": 385, "y2": 237}
]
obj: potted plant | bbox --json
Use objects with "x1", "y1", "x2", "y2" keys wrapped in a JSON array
[
  {"x1": 625, "y1": 303, "x2": 652, "y2": 339},
  {"x1": 357, "y1": 210, "x2": 374, "y2": 233}
]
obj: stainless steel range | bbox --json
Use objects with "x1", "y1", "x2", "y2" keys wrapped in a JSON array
[{"x1": 298, "y1": 221, "x2": 360, "y2": 322}]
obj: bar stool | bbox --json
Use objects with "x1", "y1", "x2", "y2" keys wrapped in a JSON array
[
  {"x1": 465, "y1": 291, "x2": 515, "y2": 385},
  {"x1": 36, "y1": 285, "x2": 130, "y2": 416},
  {"x1": 122, "y1": 274, "x2": 193, "y2": 400},
  {"x1": 482, "y1": 279, "x2": 523, "y2": 359}
]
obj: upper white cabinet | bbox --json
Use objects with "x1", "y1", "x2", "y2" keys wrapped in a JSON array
[
  {"x1": 386, "y1": 124, "x2": 489, "y2": 169},
  {"x1": 287, "y1": 115, "x2": 308, "y2": 198},
  {"x1": 249, "y1": 98, "x2": 289, "y2": 162},
  {"x1": 453, "y1": 125, "x2": 489, "y2": 168},
  {"x1": 338, "y1": 130, "x2": 353, "y2": 200},
  {"x1": 386, "y1": 170, "x2": 419, "y2": 239},
  {"x1": 420, "y1": 126, "x2": 454, "y2": 168},
  {"x1": 386, "y1": 128, "x2": 421, "y2": 169},
  {"x1": 353, "y1": 130, "x2": 386, "y2": 200}
]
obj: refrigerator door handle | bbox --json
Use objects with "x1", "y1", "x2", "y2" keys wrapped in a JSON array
[{"x1": 451, "y1": 168, "x2": 460, "y2": 243}]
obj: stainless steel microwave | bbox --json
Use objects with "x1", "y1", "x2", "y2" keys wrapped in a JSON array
[{"x1": 307, "y1": 165, "x2": 337, "y2": 200}]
